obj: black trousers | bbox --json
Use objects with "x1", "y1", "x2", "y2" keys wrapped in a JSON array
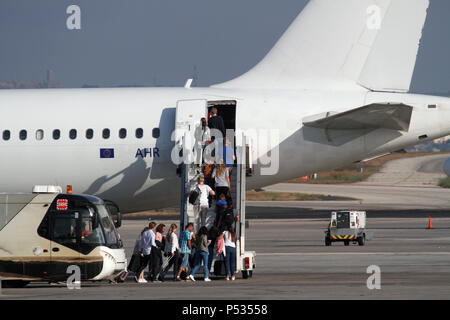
[
  {"x1": 162, "y1": 250, "x2": 180, "y2": 279},
  {"x1": 215, "y1": 186, "x2": 229, "y2": 200},
  {"x1": 136, "y1": 254, "x2": 151, "y2": 276},
  {"x1": 151, "y1": 247, "x2": 162, "y2": 280}
]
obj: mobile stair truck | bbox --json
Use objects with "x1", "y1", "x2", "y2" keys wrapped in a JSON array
[
  {"x1": 175, "y1": 99, "x2": 256, "y2": 279},
  {"x1": 325, "y1": 211, "x2": 368, "y2": 246}
]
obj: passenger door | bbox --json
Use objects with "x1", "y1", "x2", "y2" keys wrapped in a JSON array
[
  {"x1": 175, "y1": 99, "x2": 208, "y2": 165},
  {"x1": 49, "y1": 209, "x2": 82, "y2": 281}
]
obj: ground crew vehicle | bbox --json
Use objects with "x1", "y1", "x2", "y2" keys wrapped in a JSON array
[
  {"x1": 0, "y1": 186, "x2": 126, "y2": 287},
  {"x1": 325, "y1": 211, "x2": 366, "y2": 246}
]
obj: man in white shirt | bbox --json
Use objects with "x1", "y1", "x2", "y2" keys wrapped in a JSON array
[
  {"x1": 137, "y1": 222, "x2": 156, "y2": 283},
  {"x1": 191, "y1": 175, "x2": 215, "y2": 232}
]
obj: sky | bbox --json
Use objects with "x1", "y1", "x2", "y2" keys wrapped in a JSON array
[{"x1": 0, "y1": 0, "x2": 449, "y2": 94}]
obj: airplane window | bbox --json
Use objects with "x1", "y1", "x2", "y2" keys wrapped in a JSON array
[
  {"x1": 152, "y1": 128, "x2": 160, "y2": 139},
  {"x1": 86, "y1": 129, "x2": 94, "y2": 139},
  {"x1": 69, "y1": 129, "x2": 77, "y2": 140},
  {"x1": 103, "y1": 128, "x2": 110, "y2": 139},
  {"x1": 19, "y1": 130, "x2": 27, "y2": 141},
  {"x1": 53, "y1": 129, "x2": 60, "y2": 140},
  {"x1": 2, "y1": 130, "x2": 10, "y2": 141},
  {"x1": 36, "y1": 129, "x2": 44, "y2": 141},
  {"x1": 119, "y1": 128, "x2": 127, "y2": 139},
  {"x1": 136, "y1": 128, "x2": 143, "y2": 139}
]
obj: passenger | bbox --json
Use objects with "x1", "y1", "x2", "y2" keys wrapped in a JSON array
[
  {"x1": 188, "y1": 226, "x2": 211, "y2": 282},
  {"x1": 203, "y1": 161, "x2": 214, "y2": 185},
  {"x1": 208, "y1": 107, "x2": 226, "y2": 141},
  {"x1": 136, "y1": 222, "x2": 156, "y2": 283},
  {"x1": 132, "y1": 226, "x2": 148, "y2": 282},
  {"x1": 214, "y1": 194, "x2": 227, "y2": 230},
  {"x1": 207, "y1": 226, "x2": 220, "y2": 273},
  {"x1": 212, "y1": 161, "x2": 230, "y2": 200},
  {"x1": 195, "y1": 117, "x2": 211, "y2": 165},
  {"x1": 222, "y1": 138, "x2": 235, "y2": 174},
  {"x1": 152, "y1": 224, "x2": 166, "y2": 282},
  {"x1": 222, "y1": 198, "x2": 235, "y2": 231},
  {"x1": 177, "y1": 223, "x2": 196, "y2": 281},
  {"x1": 190, "y1": 175, "x2": 215, "y2": 232},
  {"x1": 219, "y1": 225, "x2": 237, "y2": 281},
  {"x1": 162, "y1": 224, "x2": 180, "y2": 281}
]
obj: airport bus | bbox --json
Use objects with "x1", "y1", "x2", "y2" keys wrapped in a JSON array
[{"x1": 0, "y1": 187, "x2": 126, "y2": 287}]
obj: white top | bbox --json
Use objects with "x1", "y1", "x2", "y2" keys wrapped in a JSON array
[
  {"x1": 165, "y1": 232, "x2": 180, "y2": 254},
  {"x1": 197, "y1": 184, "x2": 212, "y2": 206},
  {"x1": 195, "y1": 125, "x2": 210, "y2": 146},
  {"x1": 223, "y1": 231, "x2": 236, "y2": 248}
]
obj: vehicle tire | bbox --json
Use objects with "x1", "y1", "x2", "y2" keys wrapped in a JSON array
[
  {"x1": 344, "y1": 240, "x2": 350, "y2": 246},
  {"x1": 358, "y1": 236, "x2": 365, "y2": 246},
  {"x1": 2, "y1": 280, "x2": 30, "y2": 288},
  {"x1": 325, "y1": 238, "x2": 331, "y2": 246},
  {"x1": 242, "y1": 271, "x2": 249, "y2": 279},
  {"x1": 248, "y1": 271, "x2": 253, "y2": 278}
]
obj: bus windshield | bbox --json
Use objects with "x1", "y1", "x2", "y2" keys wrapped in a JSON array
[{"x1": 95, "y1": 204, "x2": 121, "y2": 248}]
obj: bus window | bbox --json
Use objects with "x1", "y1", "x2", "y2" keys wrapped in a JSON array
[
  {"x1": 52, "y1": 214, "x2": 78, "y2": 250},
  {"x1": 336, "y1": 212, "x2": 350, "y2": 229},
  {"x1": 96, "y1": 204, "x2": 119, "y2": 246},
  {"x1": 80, "y1": 209, "x2": 105, "y2": 246}
]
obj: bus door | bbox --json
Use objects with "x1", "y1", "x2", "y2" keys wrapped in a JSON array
[{"x1": 48, "y1": 206, "x2": 82, "y2": 281}]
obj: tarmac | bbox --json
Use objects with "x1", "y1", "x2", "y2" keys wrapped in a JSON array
[
  {"x1": 2, "y1": 216, "x2": 450, "y2": 300},
  {"x1": 1, "y1": 154, "x2": 450, "y2": 300}
]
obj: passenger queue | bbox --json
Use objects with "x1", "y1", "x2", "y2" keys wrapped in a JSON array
[{"x1": 128, "y1": 109, "x2": 238, "y2": 283}]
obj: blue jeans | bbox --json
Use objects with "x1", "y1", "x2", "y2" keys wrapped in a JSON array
[
  {"x1": 225, "y1": 246, "x2": 236, "y2": 276},
  {"x1": 191, "y1": 251, "x2": 209, "y2": 279}
]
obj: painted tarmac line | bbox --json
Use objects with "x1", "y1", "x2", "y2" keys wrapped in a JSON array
[{"x1": 257, "y1": 252, "x2": 450, "y2": 256}]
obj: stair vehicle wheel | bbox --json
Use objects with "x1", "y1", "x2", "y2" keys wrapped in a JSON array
[{"x1": 358, "y1": 235, "x2": 365, "y2": 246}]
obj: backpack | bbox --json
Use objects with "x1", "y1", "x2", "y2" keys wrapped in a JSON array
[
  {"x1": 223, "y1": 208, "x2": 234, "y2": 226},
  {"x1": 188, "y1": 187, "x2": 200, "y2": 205}
]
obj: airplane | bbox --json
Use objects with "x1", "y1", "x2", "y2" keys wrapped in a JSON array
[{"x1": 0, "y1": 0, "x2": 449, "y2": 213}]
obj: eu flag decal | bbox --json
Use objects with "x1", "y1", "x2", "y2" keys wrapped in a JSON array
[{"x1": 100, "y1": 148, "x2": 115, "y2": 158}]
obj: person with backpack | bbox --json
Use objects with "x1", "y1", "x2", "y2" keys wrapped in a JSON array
[
  {"x1": 221, "y1": 198, "x2": 235, "y2": 231},
  {"x1": 188, "y1": 175, "x2": 215, "y2": 232},
  {"x1": 214, "y1": 194, "x2": 227, "y2": 229},
  {"x1": 188, "y1": 226, "x2": 212, "y2": 282}
]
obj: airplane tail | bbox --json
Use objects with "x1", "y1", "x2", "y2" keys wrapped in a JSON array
[{"x1": 214, "y1": 0, "x2": 430, "y2": 93}]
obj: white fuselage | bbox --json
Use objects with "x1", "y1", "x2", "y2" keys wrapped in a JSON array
[{"x1": 1, "y1": 87, "x2": 449, "y2": 212}]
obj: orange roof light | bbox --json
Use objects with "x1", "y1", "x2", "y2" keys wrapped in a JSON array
[{"x1": 66, "y1": 185, "x2": 73, "y2": 194}]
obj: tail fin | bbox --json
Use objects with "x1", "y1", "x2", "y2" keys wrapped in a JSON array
[{"x1": 214, "y1": 0, "x2": 430, "y2": 92}]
